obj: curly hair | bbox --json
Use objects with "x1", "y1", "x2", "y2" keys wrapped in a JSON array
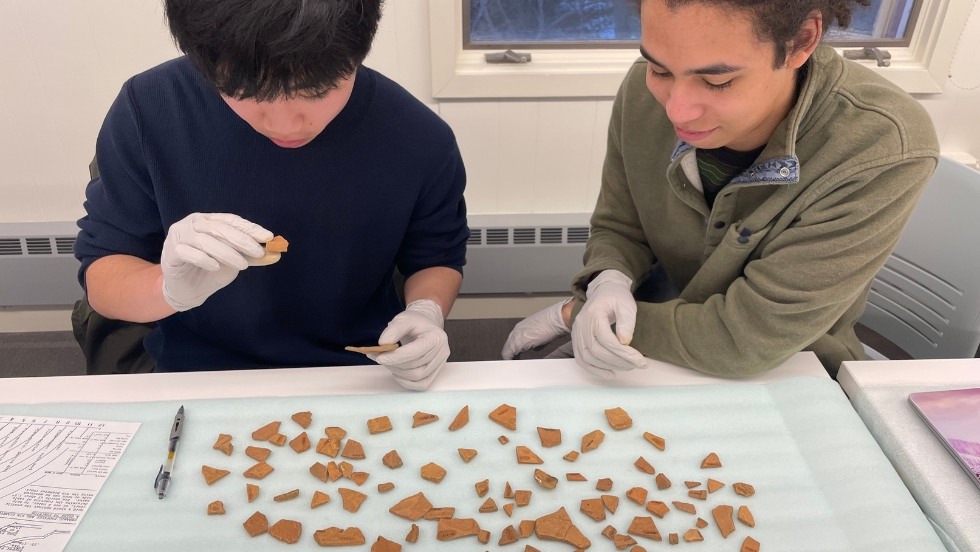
[
  {"x1": 165, "y1": 0, "x2": 384, "y2": 101},
  {"x1": 654, "y1": 0, "x2": 871, "y2": 67}
]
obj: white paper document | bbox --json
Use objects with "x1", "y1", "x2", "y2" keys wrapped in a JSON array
[{"x1": 0, "y1": 415, "x2": 139, "y2": 552}]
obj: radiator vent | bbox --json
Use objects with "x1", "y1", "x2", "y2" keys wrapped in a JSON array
[
  {"x1": 26, "y1": 238, "x2": 53, "y2": 255},
  {"x1": 468, "y1": 225, "x2": 591, "y2": 246},
  {"x1": 467, "y1": 229, "x2": 482, "y2": 245},
  {"x1": 485, "y1": 228, "x2": 509, "y2": 245},
  {"x1": 0, "y1": 238, "x2": 20, "y2": 256},
  {"x1": 513, "y1": 227, "x2": 535, "y2": 244},
  {"x1": 56, "y1": 237, "x2": 75, "y2": 255},
  {"x1": 540, "y1": 227, "x2": 563, "y2": 244}
]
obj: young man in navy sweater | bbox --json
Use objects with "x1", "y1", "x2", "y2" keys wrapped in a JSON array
[{"x1": 75, "y1": 0, "x2": 468, "y2": 390}]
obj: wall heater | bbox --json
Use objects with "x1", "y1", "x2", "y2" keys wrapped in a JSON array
[{"x1": 0, "y1": 214, "x2": 591, "y2": 307}]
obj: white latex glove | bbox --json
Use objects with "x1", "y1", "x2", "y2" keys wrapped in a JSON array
[
  {"x1": 571, "y1": 269, "x2": 648, "y2": 377},
  {"x1": 501, "y1": 299, "x2": 571, "y2": 360},
  {"x1": 368, "y1": 299, "x2": 449, "y2": 391},
  {"x1": 161, "y1": 213, "x2": 273, "y2": 312}
]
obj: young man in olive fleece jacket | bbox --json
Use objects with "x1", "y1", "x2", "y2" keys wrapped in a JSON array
[{"x1": 503, "y1": 0, "x2": 939, "y2": 378}]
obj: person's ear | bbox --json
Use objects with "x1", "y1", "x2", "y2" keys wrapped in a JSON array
[{"x1": 785, "y1": 11, "x2": 823, "y2": 69}]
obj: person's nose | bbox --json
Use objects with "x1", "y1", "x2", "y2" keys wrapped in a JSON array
[
  {"x1": 260, "y1": 104, "x2": 305, "y2": 138},
  {"x1": 663, "y1": 81, "x2": 705, "y2": 127}
]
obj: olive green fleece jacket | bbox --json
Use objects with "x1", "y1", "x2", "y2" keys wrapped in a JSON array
[{"x1": 572, "y1": 45, "x2": 939, "y2": 377}]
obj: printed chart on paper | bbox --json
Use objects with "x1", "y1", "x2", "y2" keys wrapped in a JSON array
[{"x1": 0, "y1": 416, "x2": 139, "y2": 552}]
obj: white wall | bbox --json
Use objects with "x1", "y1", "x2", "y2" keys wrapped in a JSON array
[{"x1": 0, "y1": 0, "x2": 978, "y2": 330}]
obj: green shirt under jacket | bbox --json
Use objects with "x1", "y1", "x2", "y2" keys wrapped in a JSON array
[{"x1": 572, "y1": 45, "x2": 940, "y2": 377}]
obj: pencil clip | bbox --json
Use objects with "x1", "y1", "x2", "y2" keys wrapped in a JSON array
[{"x1": 154, "y1": 464, "x2": 163, "y2": 489}]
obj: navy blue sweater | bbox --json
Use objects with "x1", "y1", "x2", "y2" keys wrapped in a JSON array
[{"x1": 76, "y1": 58, "x2": 468, "y2": 372}]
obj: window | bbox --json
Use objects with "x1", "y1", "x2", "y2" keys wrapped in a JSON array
[{"x1": 429, "y1": 0, "x2": 973, "y2": 98}]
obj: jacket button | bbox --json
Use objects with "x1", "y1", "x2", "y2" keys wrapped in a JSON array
[
  {"x1": 714, "y1": 221, "x2": 726, "y2": 229},
  {"x1": 779, "y1": 167, "x2": 791, "y2": 177},
  {"x1": 737, "y1": 236, "x2": 750, "y2": 244}
]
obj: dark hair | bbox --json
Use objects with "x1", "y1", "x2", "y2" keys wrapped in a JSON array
[
  {"x1": 165, "y1": 0, "x2": 384, "y2": 101},
  {"x1": 653, "y1": 0, "x2": 871, "y2": 68}
]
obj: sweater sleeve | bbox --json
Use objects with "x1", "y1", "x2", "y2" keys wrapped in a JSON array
[
  {"x1": 75, "y1": 79, "x2": 166, "y2": 288},
  {"x1": 570, "y1": 67, "x2": 657, "y2": 298},
  {"x1": 629, "y1": 156, "x2": 938, "y2": 376},
  {"x1": 395, "y1": 130, "x2": 469, "y2": 278}
]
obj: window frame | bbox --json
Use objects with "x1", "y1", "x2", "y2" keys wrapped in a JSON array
[{"x1": 428, "y1": 0, "x2": 973, "y2": 98}]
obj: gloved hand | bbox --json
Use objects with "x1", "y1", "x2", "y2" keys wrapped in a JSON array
[
  {"x1": 501, "y1": 299, "x2": 571, "y2": 360},
  {"x1": 161, "y1": 213, "x2": 273, "y2": 312},
  {"x1": 571, "y1": 269, "x2": 648, "y2": 377},
  {"x1": 368, "y1": 299, "x2": 449, "y2": 391}
]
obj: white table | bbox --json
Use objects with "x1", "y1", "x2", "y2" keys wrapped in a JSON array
[
  {"x1": 838, "y1": 359, "x2": 980, "y2": 552},
  {"x1": 2, "y1": 351, "x2": 827, "y2": 404}
]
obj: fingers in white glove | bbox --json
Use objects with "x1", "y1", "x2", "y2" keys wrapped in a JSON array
[
  {"x1": 369, "y1": 299, "x2": 449, "y2": 391},
  {"x1": 500, "y1": 299, "x2": 571, "y2": 360},
  {"x1": 571, "y1": 269, "x2": 647, "y2": 375}
]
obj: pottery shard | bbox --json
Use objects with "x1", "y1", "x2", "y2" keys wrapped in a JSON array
[
  {"x1": 601, "y1": 494, "x2": 619, "y2": 513},
  {"x1": 700, "y1": 452, "x2": 722, "y2": 469},
  {"x1": 503, "y1": 503, "x2": 515, "y2": 517},
  {"x1": 269, "y1": 433, "x2": 287, "y2": 446},
  {"x1": 734, "y1": 482, "x2": 756, "y2": 497},
  {"x1": 514, "y1": 489, "x2": 532, "y2": 506},
  {"x1": 458, "y1": 448, "x2": 478, "y2": 462},
  {"x1": 519, "y1": 520, "x2": 535, "y2": 538},
  {"x1": 341, "y1": 439, "x2": 365, "y2": 460},
  {"x1": 580, "y1": 498, "x2": 606, "y2": 521},
  {"x1": 448, "y1": 405, "x2": 470, "y2": 431},
  {"x1": 669, "y1": 533, "x2": 679, "y2": 545},
  {"x1": 683, "y1": 528, "x2": 704, "y2": 543},
  {"x1": 604, "y1": 407, "x2": 633, "y2": 430},
  {"x1": 289, "y1": 432, "x2": 311, "y2": 453},
  {"x1": 274, "y1": 489, "x2": 300, "y2": 502},
  {"x1": 614, "y1": 534, "x2": 638, "y2": 549},
  {"x1": 741, "y1": 536, "x2": 761, "y2": 552},
  {"x1": 252, "y1": 421, "x2": 281, "y2": 441},
  {"x1": 338, "y1": 488, "x2": 367, "y2": 512},
  {"x1": 377, "y1": 482, "x2": 395, "y2": 493},
  {"x1": 533, "y1": 469, "x2": 559, "y2": 490},
  {"x1": 405, "y1": 524, "x2": 420, "y2": 543},
  {"x1": 566, "y1": 473, "x2": 587, "y2": 481},
  {"x1": 635, "y1": 456, "x2": 655, "y2": 474},
  {"x1": 498, "y1": 435, "x2": 510, "y2": 445},
  {"x1": 596, "y1": 478, "x2": 613, "y2": 492},
  {"x1": 389, "y1": 492, "x2": 433, "y2": 521},
  {"x1": 371, "y1": 535, "x2": 402, "y2": 552},
  {"x1": 207, "y1": 500, "x2": 225, "y2": 515},
  {"x1": 246, "y1": 483, "x2": 259, "y2": 503},
  {"x1": 350, "y1": 471, "x2": 370, "y2": 486},
  {"x1": 420, "y1": 462, "x2": 447, "y2": 483},
  {"x1": 243, "y1": 511, "x2": 269, "y2": 537},
  {"x1": 479, "y1": 497, "x2": 498, "y2": 513},
  {"x1": 712, "y1": 504, "x2": 736, "y2": 538},
  {"x1": 313, "y1": 527, "x2": 366, "y2": 547},
  {"x1": 563, "y1": 450, "x2": 580, "y2": 462},
  {"x1": 689, "y1": 489, "x2": 708, "y2": 500},
  {"x1": 382, "y1": 449, "x2": 403, "y2": 469},
  {"x1": 516, "y1": 446, "x2": 544, "y2": 464},
  {"x1": 581, "y1": 429, "x2": 605, "y2": 452},
  {"x1": 425, "y1": 507, "x2": 456, "y2": 520},
  {"x1": 269, "y1": 519, "x2": 302, "y2": 544},
  {"x1": 535, "y1": 507, "x2": 591, "y2": 549},
  {"x1": 685, "y1": 480, "x2": 702, "y2": 488},
  {"x1": 601, "y1": 525, "x2": 617, "y2": 539},
  {"x1": 212, "y1": 434, "x2": 233, "y2": 456},
  {"x1": 499, "y1": 525, "x2": 520, "y2": 545},
  {"x1": 642, "y1": 432, "x2": 666, "y2": 451},
  {"x1": 367, "y1": 416, "x2": 393, "y2": 434},
  {"x1": 504, "y1": 482, "x2": 514, "y2": 498},
  {"x1": 325, "y1": 426, "x2": 347, "y2": 440},
  {"x1": 489, "y1": 404, "x2": 518, "y2": 430},
  {"x1": 537, "y1": 427, "x2": 562, "y2": 448},
  {"x1": 291, "y1": 411, "x2": 312, "y2": 429},
  {"x1": 737, "y1": 505, "x2": 756, "y2": 527},
  {"x1": 707, "y1": 478, "x2": 725, "y2": 493},
  {"x1": 202, "y1": 465, "x2": 230, "y2": 485},
  {"x1": 478, "y1": 530, "x2": 491, "y2": 544},
  {"x1": 436, "y1": 518, "x2": 482, "y2": 541},
  {"x1": 265, "y1": 235, "x2": 289, "y2": 253},
  {"x1": 311, "y1": 490, "x2": 330, "y2": 509},
  {"x1": 243, "y1": 461, "x2": 274, "y2": 480},
  {"x1": 316, "y1": 438, "x2": 342, "y2": 458},
  {"x1": 245, "y1": 445, "x2": 271, "y2": 461},
  {"x1": 310, "y1": 462, "x2": 329, "y2": 482},
  {"x1": 326, "y1": 461, "x2": 342, "y2": 481},
  {"x1": 626, "y1": 487, "x2": 648, "y2": 505},
  {"x1": 475, "y1": 479, "x2": 490, "y2": 497},
  {"x1": 412, "y1": 411, "x2": 439, "y2": 428},
  {"x1": 646, "y1": 500, "x2": 670, "y2": 518},
  {"x1": 696, "y1": 517, "x2": 709, "y2": 529},
  {"x1": 655, "y1": 473, "x2": 672, "y2": 490},
  {"x1": 672, "y1": 501, "x2": 697, "y2": 515}
]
